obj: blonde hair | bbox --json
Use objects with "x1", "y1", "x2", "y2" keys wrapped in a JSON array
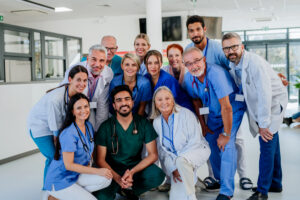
[
  {"x1": 150, "y1": 86, "x2": 178, "y2": 119},
  {"x1": 121, "y1": 53, "x2": 141, "y2": 70},
  {"x1": 134, "y1": 33, "x2": 151, "y2": 46}
]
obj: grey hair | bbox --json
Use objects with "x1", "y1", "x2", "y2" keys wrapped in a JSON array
[
  {"x1": 182, "y1": 47, "x2": 203, "y2": 62},
  {"x1": 88, "y1": 44, "x2": 107, "y2": 57},
  {"x1": 222, "y1": 32, "x2": 242, "y2": 43},
  {"x1": 150, "y1": 86, "x2": 178, "y2": 119},
  {"x1": 101, "y1": 35, "x2": 117, "y2": 44}
]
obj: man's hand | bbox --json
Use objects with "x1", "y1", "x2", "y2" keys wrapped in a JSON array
[
  {"x1": 115, "y1": 174, "x2": 132, "y2": 189},
  {"x1": 278, "y1": 73, "x2": 289, "y2": 87},
  {"x1": 259, "y1": 128, "x2": 273, "y2": 142},
  {"x1": 202, "y1": 124, "x2": 214, "y2": 137},
  {"x1": 217, "y1": 134, "x2": 230, "y2": 152},
  {"x1": 172, "y1": 169, "x2": 182, "y2": 183},
  {"x1": 122, "y1": 169, "x2": 134, "y2": 184}
]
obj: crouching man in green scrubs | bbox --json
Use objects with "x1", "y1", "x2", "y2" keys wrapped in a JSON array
[{"x1": 93, "y1": 85, "x2": 165, "y2": 200}]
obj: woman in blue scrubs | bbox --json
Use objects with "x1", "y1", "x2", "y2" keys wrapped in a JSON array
[
  {"x1": 45, "y1": 93, "x2": 112, "y2": 200},
  {"x1": 144, "y1": 50, "x2": 194, "y2": 112},
  {"x1": 109, "y1": 53, "x2": 152, "y2": 116},
  {"x1": 27, "y1": 65, "x2": 88, "y2": 190},
  {"x1": 134, "y1": 33, "x2": 151, "y2": 75}
]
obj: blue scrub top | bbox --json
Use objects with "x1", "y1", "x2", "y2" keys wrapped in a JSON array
[
  {"x1": 109, "y1": 74, "x2": 152, "y2": 114},
  {"x1": 183, "y1": 63, "x2": 246, "y2": 132},
  {"x1": 109, "y1": 55, "x2": 123, "y2": 77},
  {"x1": 145, "y1": 70, "x2": 194, "y2": 112},
  {"x1": 44, "y1": 122, "x2": 94, "y2": 191},
  {"x1": 185, "y1": 38, "x2": 230, "y2": 70},
  {"x1": 138, "y1": 62, "x2": 148, "y2": 75}
]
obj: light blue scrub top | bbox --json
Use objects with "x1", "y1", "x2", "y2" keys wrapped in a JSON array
[
  {"x1": 185, "y1": 38, "x2": 230, "y2": 70},
  {"x1": 183, "y1": 63, "x2": 246, "y2": 132},
  {"x1": 145, "y1": 70, "x2": 194, "y2": 112},
  {"x1": 44, "y1": 122, "x2": 94, "y2": 191},
  {"x1": 138, "y1": 62, "x2": 148, "y2": 75},
  {"x1": 109, "y1": 74, "x2": 152, "y2": 114},
  {"x1": 27, "y1": 86, "x2": 68, "y2": 138},
  {"x1": 161, "y1": 114, "x2": 177, "y2": 156},
  {"x1": 109, "y1": 55, "x2": 123, "y2": 77}
]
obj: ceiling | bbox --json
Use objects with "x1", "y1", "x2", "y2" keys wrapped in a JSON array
[{"x1": 1, "y1": 0, "x2": 300, "y2": 24}]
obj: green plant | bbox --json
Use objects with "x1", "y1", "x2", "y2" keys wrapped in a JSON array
[{"x1": 295, "y1": 75, "x2": 300, "y2": 89}]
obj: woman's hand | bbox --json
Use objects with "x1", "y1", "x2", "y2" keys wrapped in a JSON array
[
  {"x1": 172, "y1": 169, "x2": 182, "y2": 183},
  {"x1": 97, "y1": 168, "x2": 113, "y2": 179}
]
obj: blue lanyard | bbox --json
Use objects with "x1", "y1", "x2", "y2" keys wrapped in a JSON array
[
  {"x1": 88, "y1": 79, "x2": 99, "y2": 101},
  {"x1": 161, "y1": 115, "x2": 177, "y2": 155}
]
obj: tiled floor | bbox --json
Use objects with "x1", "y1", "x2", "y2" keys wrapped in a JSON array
[{"x1": 1, "y1": 105, "x2": 299, "y2": 200}]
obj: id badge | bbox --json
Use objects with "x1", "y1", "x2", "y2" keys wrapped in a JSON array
[
  {"x1": 235, "y1": 94, "x2": 245, "y2": 102},
  {"x1": 199, "y1": 107, "x2": 209, "y2": 115},
  {"x1": 90, "y1": 102, "x2": 97, "y2": 109}
]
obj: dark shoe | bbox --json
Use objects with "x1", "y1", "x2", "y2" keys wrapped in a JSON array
[
  {"x1": 204, "y1": 177, "x2": 220, "y2": 192},
  {"x1": 283, "y1": 117, "x2": 293, "y2": 126},
  {"x1": 247, "y1": 191, "x2": 268, "y2": 200},
  {"x1": 252, "y1": 187, "x2": 282, "y2": 193},
  {"x1": 216, "y1": 194, "x2": 231, "y2": 200},
  {"x1": 120, "y1": 189, "x2": 139, "y2": 200},
  {"x1": 240, "y1": 177, "x2": 253, "y2": 190}
]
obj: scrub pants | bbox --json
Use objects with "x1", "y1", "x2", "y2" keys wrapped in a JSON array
[
  {"x1": 257, "y1": 133, "x2": 282, "y2": 195},
  {"x1": 30, "y1": 130, "x2": 55, "y2": 190},
  {"x1": 93, "y1": 164, "x2": 165, "y2": 200},
  {"x1": 205, "y1": 111, "x2": 244, "y2": 196}
]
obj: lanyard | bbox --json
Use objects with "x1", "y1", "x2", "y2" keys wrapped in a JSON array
[
  {"x1": 88, "y1": 79, "x2": 99, "y2": 101},
  {"x1": 161, "y1": 115, "x2": 177, "y2": 155},
  {"x1": 74, "y1": 122, "x2": 93, "y2": 165}
]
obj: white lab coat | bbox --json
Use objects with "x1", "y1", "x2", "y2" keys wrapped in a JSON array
[
  {"x1": 62, "y1": 61, "x2": 113, "y2": 131},
  {"x1": 229, "y1": 51, "x2": 288, "y2": 137},
  {"x1": 153, "y1": 106, "x2": 210, "y2": 177}
]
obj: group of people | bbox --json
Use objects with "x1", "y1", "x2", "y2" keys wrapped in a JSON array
[{"x1": 27, "y1": 15, "x2": 288, "y2": 200}]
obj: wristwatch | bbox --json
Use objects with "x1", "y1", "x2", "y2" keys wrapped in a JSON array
[{"x1": 222, "y1": 132, "x2": 231, "y2": 137}]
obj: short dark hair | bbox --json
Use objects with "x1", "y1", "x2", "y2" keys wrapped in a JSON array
[
  {"x1": 110, "y1": 85, "x2": 133, "y2": 102},
  {"x1": 186, "y1": 15, "x2": 205, "y2": 28}
]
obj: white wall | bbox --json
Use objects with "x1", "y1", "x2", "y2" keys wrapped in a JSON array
[{"x1": 0, "y1": 82, "x2": 59, "y2": 160}]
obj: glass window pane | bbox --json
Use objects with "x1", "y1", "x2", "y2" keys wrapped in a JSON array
[
  {"x1": 289, "y1": 28, "x2": 300, "y2": 39},
  {"x1": 267, "y1": 45, "x2": 287, "y2": 77},
  {"x1": 289, "y1": 43, "x2": 300, "y2": 101},
  {"x1": 34, "y1": 32, "x2": 42, "y2": 79},
  {"x1": 246, "y1": 29, "x2": 287, "y2": 41},
  {"x1": 5, "y1": 60, "x2": 31, "y2": 82},
  {"x1": 4, "y1": 30, "x2": 30, "y2": 54},
  {"x1": 247, "y1": 45, "x2": 266, "y2": 59},
  {"x1": 45, "y1": 36, "x2": 63, "y2": 56},
  {"x1": 67, "y1": 39, "x2": 81, "y2": 67},
  {"x1": 44, "y1": 59, "x2": 64, "y2": 78}
]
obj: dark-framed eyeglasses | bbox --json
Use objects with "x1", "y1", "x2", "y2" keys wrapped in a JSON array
[
  {"x1": 184, "y1": 56, "x2": 204, "y2": 68},
  {"x1": 106, "y1": 47, "x2": 118, "y2": 52},
  {"x1": 222, "y1": 44, "x2": 240, "y2": 53}
]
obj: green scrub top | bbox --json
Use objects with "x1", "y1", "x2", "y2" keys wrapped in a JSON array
[{"x1": 95, "y1": 114, "x2": 157, "y2": 172}]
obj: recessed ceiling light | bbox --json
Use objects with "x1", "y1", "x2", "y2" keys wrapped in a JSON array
[{"x1": 55, "y1": 7, "x2": 72, "y2": 12}]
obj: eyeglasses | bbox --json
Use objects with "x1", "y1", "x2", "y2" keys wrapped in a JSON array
[
  {"x1": 105, "y1": 47, "x2": 117, "y2": 52},
  {"x1": 184, "y1": 56, "x2": 204, "y2": 68},
  {"x1": 222, "y1": 44, "x2": 240, "y2": 53}
]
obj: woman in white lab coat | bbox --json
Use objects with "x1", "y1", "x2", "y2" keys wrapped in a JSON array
[
  {"x1": 27, "y1": 65, "x2": 88, "y2": 190},
  {"x1": 151, "y1": 86, "x2": 210, "y2": 200}
]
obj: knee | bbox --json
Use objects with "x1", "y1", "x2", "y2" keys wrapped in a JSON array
[{"x1": 147, "y1": 165, "x2": 165, "y2": 187}]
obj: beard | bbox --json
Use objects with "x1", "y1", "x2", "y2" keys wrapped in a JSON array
[
  {"x1": 228, "y1": 53, "x2": 240, "y2": 62},
  {"x1": 192, "y1": 35, "x2": 204, "y2": 45},
  {"x1": 116, "y1": 105, "x2": 132, "y2": 117}
]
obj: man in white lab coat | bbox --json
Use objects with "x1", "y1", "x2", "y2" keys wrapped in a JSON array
[
  {"x1": 62, "y1": 44, "x2": 113, "y2": 131},
  {"x1": 222, "y1": 32, "x2": 288, "y2": 200}
]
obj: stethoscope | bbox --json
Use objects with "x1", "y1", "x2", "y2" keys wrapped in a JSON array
[
  {"x1": 111, "y1": 118, "x2": 138, "y2": 155},
  {"x1": 64, "y1": 85, "x2": 70, "y2": 112},
  {"x1": 192, "y1": 75, "x2": 210, "y2": 107},
  {"x1": 74, "y1": 122, "x2": 94, "y2": 165}
]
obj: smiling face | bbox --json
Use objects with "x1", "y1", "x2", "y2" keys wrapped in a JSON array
[
  {"x1": 87, "y1": 50, "x2": 106, "y2": 75},
  {"x1": 121, "y1": 58, "x2": 139, "y2": 78},
  {"x1": 68, "y1": 72, "x2": 88, "y2": 93},
  {"x1": 222, "y1": 37, "x2": 244, "y2": 64},
  {"x1": 167, "y1": 47, "x2": 183, "y2": 71},
  {"x1": 187, "y1": 22, "x2": 206, "y2": 45},
  {"x1": 134, "y1": 38, "x2": 150, "y2": 58},
  {"x1": 101, "y1": 37, "x2": 118, "y2": 62},
  {"x1": 113, "y1": 91, "x2": 134, "y2": 117},
  {"x1": 72, "y1": 98, "x2": 90, "y2": 122},
  {"x1": 154, "y1": 89, "x2": 174, "y2": 117},
  {"x1": 183, "y1": 50, "x2": 206, "y2": 77},
  {"x1": 146, "y1": 55, "x2": 161, "y2": 77}
]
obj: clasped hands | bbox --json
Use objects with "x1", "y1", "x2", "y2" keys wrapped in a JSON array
[{"x1": 116, "y1": 169, "x2": 134, "y2": 189}]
